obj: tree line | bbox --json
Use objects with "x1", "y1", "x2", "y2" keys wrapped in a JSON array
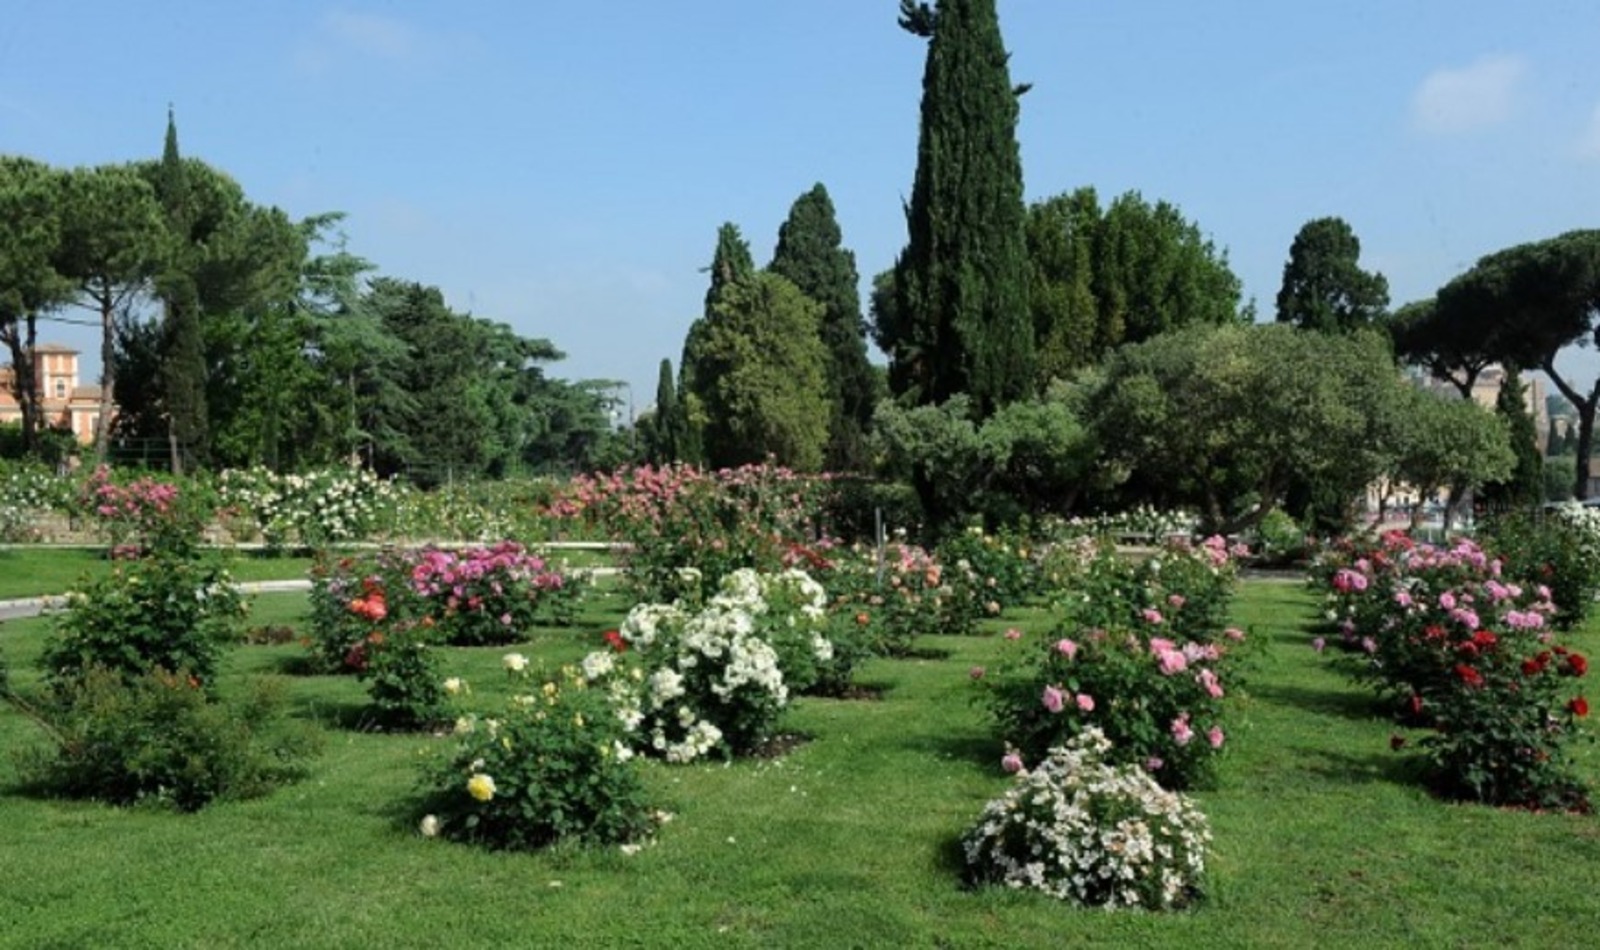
[
  {"x1": 636, "y1": 0, "x2": 1568, "y2": 535},
  {"x1": 0, "y1": 114, "x2": 625, "y2": 480}
]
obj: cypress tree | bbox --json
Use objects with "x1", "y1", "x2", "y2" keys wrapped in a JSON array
[
  {"x1": 647, "y1": 357, "x2": 681, "y2": 463},
  {"x1": 770, "y1": 183, "x2": 876, "y2": 470},
  {"x1": 1481, "y1": 366, "x2": 1545, "y2": 509},
  {"x1": 155, "y1": 107, "x2": 208, "y2": 473},
  {"x1": 678, "y1": 223, "x2": 755, "y2": 467},
  {"x1": 885, "y1": 0, "x2": 1032, "y2": 413}
]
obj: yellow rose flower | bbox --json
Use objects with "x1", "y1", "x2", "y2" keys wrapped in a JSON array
[{"x1": 466, "y1": 772, "x2": 496, "y2": 802}]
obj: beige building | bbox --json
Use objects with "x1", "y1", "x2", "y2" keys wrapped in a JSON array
[{"x1": 0, "y1": 344, "x2": 109, "y2": 444}]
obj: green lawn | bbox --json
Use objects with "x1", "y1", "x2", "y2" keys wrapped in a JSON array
[{"x1": 2, "y1": 581, "x2": 1598, "y2": 948}]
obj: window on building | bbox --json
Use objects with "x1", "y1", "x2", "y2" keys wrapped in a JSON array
[{"x1": 54, "y1": 379, "x2": 67, "y2": 399}]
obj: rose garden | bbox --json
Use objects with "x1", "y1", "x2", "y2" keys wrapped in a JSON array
[{"x1": 1, "y1": 460, "x2": 1598, "y2": 946}]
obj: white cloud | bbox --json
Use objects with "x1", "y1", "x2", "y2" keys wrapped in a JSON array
[
  {"x1": 1578, "y1": 103, "x2": 1600, "y2": 160},
  {"x1": 1410, "y1": 54, "x2": 1525, "y2": 135}
]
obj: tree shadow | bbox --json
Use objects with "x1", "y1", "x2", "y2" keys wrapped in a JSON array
[
  {"x1": 1291, "y1": 746, "x2": 1423, "y2": 788},
  {"x1": 1251, "y1": 682, "x2": 1385, "y2": 723},
  {"x1": 897, "y1": 730, "x2": 1001, "y2": 772}
]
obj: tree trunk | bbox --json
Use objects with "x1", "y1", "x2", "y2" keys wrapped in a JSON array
[
  {"x1": 0, "y1": 317, "x2": 39, "y2": 454},
  {"x1": 1542, "y1": 355, "x2": 1600, "y2": 501},
  {"x1": 93, "y1": 285, "x2": 115, "y2": 464}
]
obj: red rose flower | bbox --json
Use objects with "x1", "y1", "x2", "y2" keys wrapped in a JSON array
[
  {"x1": 603, "y1": 629, "x2": 628, "y2": 653},
  {"x1": 1566, "y1": 653, "x2": 1588, "y2": 677},
  {"x1": 1470, "y1": 630, "x2": 1497, "y2": 651},
  {"x1": 1522, "y1": 657, "x2": 1546, "y2": 677},
  {"x1": 1570, "y1": 696, "x2": 1589, "y2": 717},
  {"x1": 1454, "y1": 663, "x2": 1484, "y2": 688}
]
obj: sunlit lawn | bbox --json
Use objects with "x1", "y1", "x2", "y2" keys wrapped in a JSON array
[{"x1": 2, "y1": 579, "x2": 1598, "y2": 947}]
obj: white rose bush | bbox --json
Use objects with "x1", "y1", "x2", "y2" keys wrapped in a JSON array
[
  {"x1": 962, "y1": 728, "x2": 1212, "y2": 910},
  {"x1": 582, "y1": 568, "x2": 842, "y2": 762}
]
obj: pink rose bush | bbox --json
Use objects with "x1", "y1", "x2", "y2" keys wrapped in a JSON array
[
  {"x1": 977, "y1": 545, "x2": 1246, "y2": 790},
  {"x1": 1313, "y1": 532, "x2": 1591, "y2": 810}
]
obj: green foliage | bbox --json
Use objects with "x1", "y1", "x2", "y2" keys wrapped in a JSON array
[
  {"x1": 1274, "y1": 216, "x2": 1390, "y2": 333},
  {"x1": 770, "y1": 183, "x2": 878, "y2": 470},
  {"x1": 1479, "y1": 367, "x2": 1547, "y2": 509},
  {"x1": 1026, "y1": 187, "x2": 1246, "y2": 390},
  {"x1": 694, "y1": 272, "x2": 831, "y2": 470},
  {"x1": 1090, "y1": 324, "x2": 1408, "y2": 534},
  {"x1": 1386, "y1": 384, "x2": 1515, "y2": 522},
  {"x1": 884, "y1": 0, "x2": 1033, "y2": 411},
  {"x1": 417, "y1": 663, "x2": 660, "y2": 851},
  {"x1": 871, "y1": 390, "x2": 1095, "y2": 535},
  {"x1": 1480, "y1": 506, "x2": 1600, "y2": 630},
  {"x1": 42, "y1": 547, "x2": 245, "y2": 689},
  {"x1": 1402, "y1": 230, "x2": 1600, "y2": 499},
  {"x1": 15, "y1": 666, "x2": 318, "y2": 812}
]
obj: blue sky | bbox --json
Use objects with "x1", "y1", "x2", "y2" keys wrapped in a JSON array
[{"x1": 4, "y1": 1, "x2": 1599, "y2": 406}]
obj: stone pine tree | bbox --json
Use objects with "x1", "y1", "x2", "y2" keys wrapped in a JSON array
[
  {"x1": 1478, "y1": 366, "x2": 1546, "y2": 509},
  {"x1": 882, "y1": 0, "x2": 1032, "y2": 413},
  {"x1": 1275, "y1": 216, "x2": 1389, "y2": 333},
  {"x1": 769, "y1": 183, "x2": 876, "y2": 470},
  {"x1": 153, "y1": 107, "x2": 209, "y2": 473},
  {"x1": 678, "y1": 223, "x2": 755, "y2": 466}
]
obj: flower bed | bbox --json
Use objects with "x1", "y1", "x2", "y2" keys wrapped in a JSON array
[{"x1": 1313, "y1": 531, "x2": 1591, "y2": 809}]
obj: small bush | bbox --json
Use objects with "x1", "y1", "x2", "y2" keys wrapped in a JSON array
[
  {"x1": 416, "y1": 662, "x2": 660, "y2": 851},
  {"x1": 15, "y1": 666, "x2": 319, "y2": 812},
  {"x1": 962, "y1": 728, "x2": 1211, "y2": 910},
  {"x1": 42, "y1": 552, "x2": 245, "y2": 688},
  {"x1": 581, "y1": 568, "x2": 839, "y2": 762}
]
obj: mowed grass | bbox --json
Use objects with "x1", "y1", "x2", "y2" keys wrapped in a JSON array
[{"x1": 2, "y1": 580, "x2": 1599, "y2": 948}]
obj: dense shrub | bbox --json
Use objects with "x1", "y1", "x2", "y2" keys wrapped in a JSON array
[
  {"x1": 1313, "y1": 532, "x2": 1590, "y2": 809},
  {"x1": 1479, "y1": 505, "x2": 1600, "y2": 630},
  {"x1": 416, "y1": 661, "x2": 661, "y2": 851},
  {"x1": 15, "y1": 666, "x2": 319, "y2": 812},
  {"x1": 42, "y1": 551, "x2": 245, "y2": 688},
  {"x1": 545, "y1": 463, "x2": 829, "y2": 602},
  {"x1": 581, "y1": 569, "x2": 840, "y2": 761},
  {"x1": 962, "y1": 728, "x2": 1211, "y2": 909},
  {"x1": 979, "y1": 540, "x2": 1247, "y2": 790}
]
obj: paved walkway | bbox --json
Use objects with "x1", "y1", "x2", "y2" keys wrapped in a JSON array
[{"x1": 0, "y1": 571, "x2": 628, "y2": 622}]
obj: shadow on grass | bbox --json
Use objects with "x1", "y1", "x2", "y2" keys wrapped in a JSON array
[
  {"x1": 1291, "y1": 746, "x2": 1423, "y2": 788},
  {"x1": 1252, "y1": 682, "x2": 1384, "y2": 723},
  {"x1": 933, "y1": 830, "x2": 971, "y2": 883},
  {"x1": 897, "y1": 730, "x2": 1000, "y2": 772}
]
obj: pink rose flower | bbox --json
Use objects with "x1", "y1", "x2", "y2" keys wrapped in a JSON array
[
  {"x1": 1075, "y1": 693, "x2": 1095, "y2": 712},
  {"x1": 1042, "y1": 684, "x2": 1065, "y2": 714},
  {"x1": 1055, "y1": 638, "x2": 1079, "y2": 659}
]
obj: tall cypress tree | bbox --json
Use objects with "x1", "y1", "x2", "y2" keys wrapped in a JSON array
[
  {"x1": 646, "y1": 357, "x2": 681, "y2": 463},
  {"x1": 770, "y1": 183, "x2": 876, "y2": 470},
  {"x1": 678, "y1": 223, "x2": 755, "y2": 466},
  {"x1": 154, "y1": 107, "x2": 208, "y2": 473},
  {"x1": 1480, "y1": 366, "x2": 1545, "y2": 508},
  {"x1": 885, "y1": 0, "x2": 1032, "y2": 413}
]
